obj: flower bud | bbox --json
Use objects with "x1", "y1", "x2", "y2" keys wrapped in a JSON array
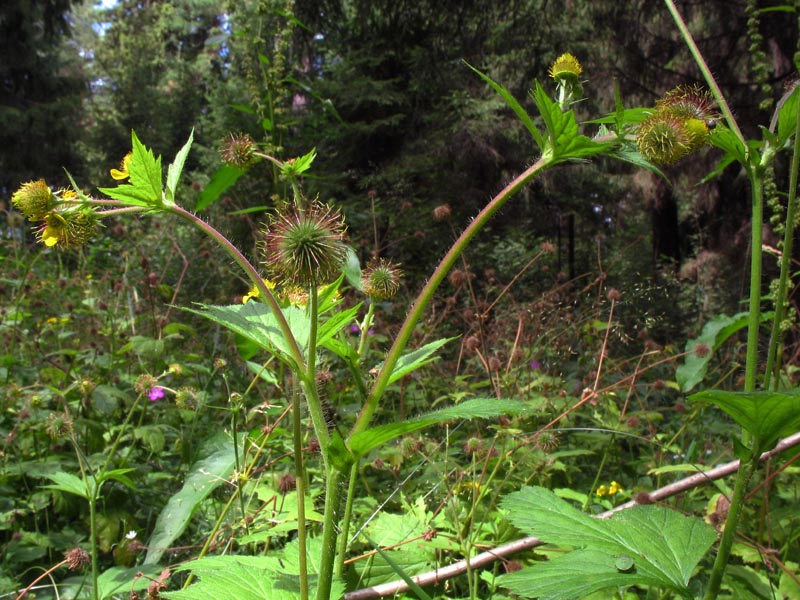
[{"x1": 12, "y1": 179, "x2": 54, "y2": 220}]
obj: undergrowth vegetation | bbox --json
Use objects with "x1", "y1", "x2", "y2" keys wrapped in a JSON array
[{"x1": 3, "y1": 3, "x2": 800, "y2": 600}]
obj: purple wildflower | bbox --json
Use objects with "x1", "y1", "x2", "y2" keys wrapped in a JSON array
[
  {"x1": 148, "y1": 387, "x2": 165, "y2": 402},
  {"x1": 529, "y1": 360, "x2": 542, "y2": 370}
]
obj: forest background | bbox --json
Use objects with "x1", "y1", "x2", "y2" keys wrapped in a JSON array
[{"x1": 2, "y1": 0, "x2": 800, "y2": 599}]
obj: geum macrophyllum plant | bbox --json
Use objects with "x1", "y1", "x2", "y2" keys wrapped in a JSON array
[{"x1": 12, "y1": 46, "x2": 798, "y2": 600}]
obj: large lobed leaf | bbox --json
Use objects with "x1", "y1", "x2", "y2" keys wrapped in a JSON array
[{"x1": 499, "y1": 486, "x2": 715, "y2": 599}]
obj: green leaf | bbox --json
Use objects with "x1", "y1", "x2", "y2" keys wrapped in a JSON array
[
  {"x1": 165, "y1": 129, "x2": 194, "y2": 203},
  {"x1": 162, "y1": 541, "x2": 345, "y2": 600},
  {"x1": 343, "y1": 246, "x2": 362, "y2": 291},
  {"x1": 689, "y1": 388, "x2": 800, "y2": 450},
  {"x1": 282, "y1": 147, "x2": 316, "y2": 178},
  {"x1": 144, "y1": 432, "x2": 238, "y2": 565},
  {"x1": 96, "y1": 565, "x2": 165, "y2": 600},
  {"x1": 774, "y1": 85, "x2": 800, "y2": 148},
  {"x1": 531, "y1": 82, "x2": 614, "y2": 162},
  {"x1": 499, "y1": 486, "x2": 716, "y2": 599},
  {"x1": 182, "y1": 302, "x2": 306, "y2": 368},
  {"x1": 709, "y1": 125, "x2": 748, "y2": 166},
  {"x1": 41, "y1": 471, "x2": 89, "y2": 499},
  {"x1": 384, "y1": 337, "x2": 456, "y2": 386},
  {"x1": 348, "y1": 397, "x2": 529, "y2": 457},
  {"x1": 98, "y1": 130, "x2": 164, "y2": 208},
  {"x1": 97, "y1": 467, "x2": 137, "y2": 490},
  {"x1": 675, "y1": 312, "x2": 773, "y2": 393},
  {"x1": 464, "y1": 61, "x2": 544, "y2": 151},
  {"x1": 196, "y1": 164, "x2": 246, "y2": 211}
]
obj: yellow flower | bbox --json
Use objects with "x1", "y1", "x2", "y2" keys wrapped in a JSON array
[
  {"x1": 110, "y1": 152, "x2": 133, "y2": 181},
  {"x1": 242, "y1": 278, "x2": 277, "y2": 303},
  {"x1": 548, "y1": 53, "x2": 583, "y2": 82},
  {"x1": 596, "y1": 481, "x2": 623, "y2": 497},
  {"x1": 39, "y1": 212, "x2": 68, "y2": 247}
]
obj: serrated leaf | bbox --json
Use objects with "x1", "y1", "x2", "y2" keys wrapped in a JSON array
[
  {"x1": 531, "y1": 82, "x2": 614, "y2": 162},
  {"x1": 41, "y1": 471, "x2": 90, "y2": 499},
  {"x1": 165, "y1": 129, "x2": 194, "y2": 202},
  {"x1": 144, "y1": 432, "x2": 238, "y2": 564},
  {"x1": 348, "y1": 398, "x2": 529, "y2": 457},
  {"x1": 464, "y1": 61, "x2": 544, "y2": 151},
  {"x1": 98, "y1": 131, "x2": 163, "y2": 208},
  {"x1": 182, "y1": 302, "x2": 306, "y2": 368},
  {"x1": 282, "y1": 147, "x2": 316, "y2": 177},
  {"x1": 383, "y1": 337, "x2": 455, "y2": 386},
  {"x1": 196, "y1": 164, "x2": 246, "y2": 211},
  {"x1": 499, "y1": 486, "x2": 715, "y2": 599},
  {"x1": 689, "y1": 388, "x2": 800, "y2": 450}
]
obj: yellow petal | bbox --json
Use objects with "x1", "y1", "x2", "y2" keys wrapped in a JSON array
[
  {"x1": 110, "y1": 168, "x2": 129, "y2": 181},
  {"x1": 42, "y1": 227, "x2": 60, "y2": 246}
]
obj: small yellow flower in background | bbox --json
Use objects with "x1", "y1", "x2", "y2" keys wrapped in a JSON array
[
  {"x1": 110, "y1": 152, "x2": 133, "y2": 181},
  {"x1": 242, "y1": 278, "x2": 277, "y2": 303},
  {"x1": 548, "y1": 53, "x2": 583, "y2": 82},
  {"x1": 596, "y1": 480, "x2": 623, "y2": 497}
]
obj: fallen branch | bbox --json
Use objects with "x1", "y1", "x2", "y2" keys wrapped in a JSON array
[{"x1": 344, "y1": 431, "x2": 800, "y2": 600}]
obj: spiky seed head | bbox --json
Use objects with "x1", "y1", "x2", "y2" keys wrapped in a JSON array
[
  {"x1": 12, "y1": 179, "x2": 55, "y2": 220},
  {"x1": 362, "y1": 258, "x2": 403, "y2": 300},
  {"x1": 65, "y1": 548, "x2": 90, "y2": 570},
  {"x1": 219, "y1": 132, "x2": 258, "y2": 168},
  {"x1": 636, "y1": 111, "x2": 695, "y2": 165},
  {"x1": 37, "y1": 207, "x2": 99, "y2": 248},
  {"x1": 261, "y1": 202, "x2": 347, "y2": 287},
  {"x1": 638, "y1": 85, "x2": 717, "y2": 165},
  {"x1": 432, "y1": 204, "x2": 452, "y2": 221},
  {"x1": 656, "y1": 84, "x2": 717, "y2": 122}
]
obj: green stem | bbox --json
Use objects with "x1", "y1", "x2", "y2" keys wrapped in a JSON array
[
  {"x1": 335, "y1": 461, "x2": 360, "y2": 578},
  {"x1": 315, "y1": 468, "x2": 343, "y2": 600},
  {"x1": 744, "y1": 178, "x2": 764, "y2": 394},
  {"x1": 87, "y1": 484, "x2": 99, "y2": 600},
  {"x1": 764, "y1": 102, "x2": 800, "y2": 390},
  {"x1": 292, "y1": 377, "x2": 309, "y2": 600},
  {"x1": 350, "y1": 156, "x2": 551, "y2": 438},
  {"x1": 357, "y1": 302, "x2": 376, "y2": 359},
  {"x1": 702, "y1": 450, "x2": 761, "y2": 600},
  {"x1": 302, "y1": 283, "x2": 331, "y2": 456}
]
